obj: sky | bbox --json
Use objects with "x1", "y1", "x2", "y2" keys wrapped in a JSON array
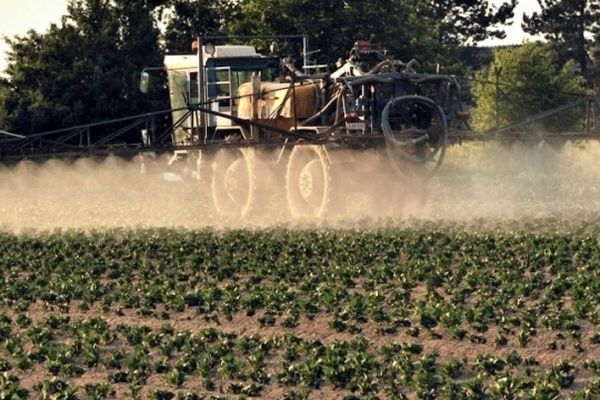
[
  {"x1": 0, "y1": 0, "x2": 541, "y2": 74},
  {"x1": 479, "y1": 0, "x2": 542, "y2": 46}
]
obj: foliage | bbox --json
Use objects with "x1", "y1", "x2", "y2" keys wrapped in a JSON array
[
  {"x1": 160, "y1": 0, "x2": 235, "y2": 53},
  {"x1": 224, "y1": 0, "x2": 516, "y2": 71},
  {"x1": 471, "y1": 42, "x2": 586, "y2": 132},
  {"x1": 0, "y1": 223, "x2": 599, "y2": 397},
  {"x1": 223, "y1": 0, "x2": 428, "y2": 67},
  {"x1": 417, "y1": 0, "x2": 517, "y2": 45},
  {"x1": 1, "y1": 0, "x2": 168, "y2": 134},
  {"x1": 523, "y1": 0, "x2": 600, "y2": 80}
]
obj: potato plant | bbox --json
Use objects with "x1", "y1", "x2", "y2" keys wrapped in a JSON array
[{"x1": 0, "y1": 222, "x2": 599, "y2": 398}]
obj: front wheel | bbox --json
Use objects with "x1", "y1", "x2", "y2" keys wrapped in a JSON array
[
  {"x1": 211, "y1": 148, "x2": 256, "y2": 217},
  {"x1": 285, "y1": 145, "x2": 331, "y2": 218}
]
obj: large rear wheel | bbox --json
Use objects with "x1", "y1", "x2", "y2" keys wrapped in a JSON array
[
  {"x1": 211, "y1": 148, "x2": 256, "y2": 217},
  {"x1": 285, "y1": 145, "x2": 331, "y2": 218}
]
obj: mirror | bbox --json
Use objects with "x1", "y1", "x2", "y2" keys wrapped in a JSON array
[{"x1": 139, "y1": 71, "x2": 150, "y2": 93}]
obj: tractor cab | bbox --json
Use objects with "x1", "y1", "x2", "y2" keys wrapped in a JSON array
[{"x1": 163, "y1": 45, "x2": 279, "y2": 144}]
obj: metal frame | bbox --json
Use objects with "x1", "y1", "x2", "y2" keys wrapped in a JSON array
[
  {"x1": 2, "y1": 84, "x2": 599, "y2": 162},
  {"x1": 2, "y1": 35, "x2": 600, "y2": 162}
]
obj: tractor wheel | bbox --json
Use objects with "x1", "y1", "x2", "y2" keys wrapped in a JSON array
[
  {"x1": 211, "y1": 148, "x2": 256, "y2": 217},
  {"x1": 285, "y1": 145, "x2": 331, "y2": 218}
]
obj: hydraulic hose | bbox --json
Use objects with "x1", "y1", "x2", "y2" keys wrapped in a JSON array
[
  {"x1": 367, "y1": 60, "x2": 394, "y2": 74},
  {"x1": 300, "y1": 93, "x2": 340, "y2": 126},
  {"x1": 340, "y1": 75, "x2": 400, "y2": 87},
  {"x1": 381, "y1": 95, "x2": 448, "y2": 176}
]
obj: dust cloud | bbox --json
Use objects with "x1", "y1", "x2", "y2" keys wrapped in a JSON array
[
  {"x1": 1, "y1": 140, "x2": 600, "y2": 232},
  {"x1": 424, "y1": 140, "x2": 600, "y2": 221}
]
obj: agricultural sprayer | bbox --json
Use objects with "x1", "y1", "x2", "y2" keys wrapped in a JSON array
[{"x1": 1, "y1": 35, "x2": 599, "y2": 218}]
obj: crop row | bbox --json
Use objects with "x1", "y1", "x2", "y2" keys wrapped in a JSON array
[
  {"x1": 0, "y1": 314, "x2": 599, "y2": 399},
  {"x1": 0, "y1": 226, "x2": 599, "y2": 398}
]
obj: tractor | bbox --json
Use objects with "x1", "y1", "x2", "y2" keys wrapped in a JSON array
[{"x1": 143, "y1": 36, "x2": 466, "y2": 217}]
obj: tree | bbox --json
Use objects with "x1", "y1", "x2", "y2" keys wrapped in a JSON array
[
  {"x1": 223, "y1": 0, "x2": 377, "y2": 64},
  {"x1": 417, "y1": 0, "x2": 517, "y2": 45},
  {"x1": 220, "y1": 0, "x2": 516, "y2": 72},
  {"x1": 523, "y1": 0, "x2": 600, "y2": 78},
  {"x1": 160, "y1": 0, "x2": 234, "y2": 53},
  {"x1": 471, "y1": 42, "x2": 586, "y2": 132},
  {"x1": 406, "y1": 0, "x2": 517, "y2": 73},
  {"x1": 2, "y1": 25, "x2": 83, "y2": 133},
  {"x1": 1, "y1": 0, "x2": 167, "y2": 134},
  {"x1": 0, "y1": 79, "x2": 8, "y2": 128}
]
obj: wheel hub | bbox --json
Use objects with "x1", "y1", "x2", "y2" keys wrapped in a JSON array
[
  {"x1": 223, "y1": 159, "x2": 247, "y2": 204},
  {"x1": 298, "y1": 159, "x2": 322, "y2": 207}
]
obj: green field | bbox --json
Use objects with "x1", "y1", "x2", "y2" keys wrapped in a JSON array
[{"x1": 0, "y1": 224, "x2": 599, "y2": 399}]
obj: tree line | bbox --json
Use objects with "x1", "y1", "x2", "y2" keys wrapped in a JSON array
[{"x1": 0, "y1": 0, "x2": 599, "y2": 134}]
